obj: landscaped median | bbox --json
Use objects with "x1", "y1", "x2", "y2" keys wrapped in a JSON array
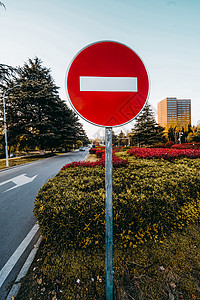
[
  {"x1": 128, "y1": 147, "x2": 200, "y2": 160},
  {"x1": 15, "y1": 148, "x2": 200, "y2": 299}
]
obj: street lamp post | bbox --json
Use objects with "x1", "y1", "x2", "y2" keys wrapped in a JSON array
[
  {"x1": 2, "y1": 85, "x2": 20, "y2": 167},
  {"x1": 178, "y1": 132, "x2": 183, "y2": 144}
]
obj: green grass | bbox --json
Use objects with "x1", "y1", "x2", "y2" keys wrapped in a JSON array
[
  {"x1": 0, "y1": 153, "x2": 58, "y2": 170},
  {"x1": 0, "y1": 157, "x2": 43, "y2": 170},
  {"x1": 15, "y1": 224, "x2": 200, "y2": 299}
]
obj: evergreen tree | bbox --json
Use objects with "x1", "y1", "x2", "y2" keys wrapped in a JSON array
[
  {"x1": 3, "y1": 57, "x2": 87, "y2": 151},
  {"x1": 117, "y1": 130, "x2": 128, "y2": 146},
  {"x1": 0, "y1": 64, "x2": 16, "y2": 90},
  {"x1": 131, "y1": 103, "x2": 165, "y2": 146},
  {"x1": 168, "y1": 126, "x2": 177, "y2": 142},
  {"x1": 112, "y1": 130, "x2": 118, "y2": 146},
  {"x1": 0, "y1": 2, "x2": 6, "y2": 9},
  {"x1": 192, "y1": 127, "x2": 200, "y2": 142}
]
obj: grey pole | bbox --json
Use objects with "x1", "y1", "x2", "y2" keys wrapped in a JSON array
[
  {"x1": 3, "y1": 90, "x2": 9, "y2": 167},
  {"x1": 2, "y1": 85, "x2": 20, "y2": 167},
  {"x1": 105, "y1": 127, "x2": 113, "y2": 299}
]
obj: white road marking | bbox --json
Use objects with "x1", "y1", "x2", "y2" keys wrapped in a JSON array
[
  {"x1": 0, "y1": 174, "x2": 38, "y2": 193},
  {"x1": 0, "y1": 223, "x2": 39, "y2": 288},
  {"x1": 80, "y1": 76, "x2": 138, "y2": 92},
  {"x1": 83, "y1": 151, "x2": 90, "y2": 161},
  {"x1": 5, "y1": 236, "x2": 42, "y2": 300}
]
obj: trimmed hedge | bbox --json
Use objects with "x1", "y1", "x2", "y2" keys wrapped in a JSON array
[
  {"x1": 164, "y1": 141, "x2": 174, "y2": 148},
  {"x1": 89, "y1": 146, "x2": 105, "y2": 154},
  {"x1": 61, "y1": 152, "x2": 128, "y2": 170},
  {"x1": 89, "y1": 148, "x2": 97, "y2": 154},
  {"x1": 96, "y1": 150, "x2": 104, "y2": 158},
  {"x1": 34, "y1": 158, "x2": 200, "y2": 252},
  {"x1": 128, "y1": 147, "x2": 200, "y2": 160},
  {"x1": 171, "y1": 143, "x2": 200, "y2": 149}
]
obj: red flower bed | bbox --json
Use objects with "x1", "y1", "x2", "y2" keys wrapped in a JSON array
[
  {"x1": 61, "y1": 153, "x2": 128, "y2": 170},
  {"x1": 127, "y1": 147, "x2": 200, "y2": 160},
  {"x1": 171, "y1": 143, "x2": 200, "y2": 149},
  {"x1": 89, "y1": 146, "x2": 105, "y2": 154},
  {"x1": 111, "y1": 154, "x2": 128, "y2": 167},
  {"x1": 96, "y1": 150, "x2": 104, "y2": 158},
  {"x1": 165, "y1": 141, "x2": 174, "y2": 148},
  {"x1": 89, "y1": 148, "x2": 97, "y2": 154}
]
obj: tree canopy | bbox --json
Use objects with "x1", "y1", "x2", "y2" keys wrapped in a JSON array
[
  {"x1": 0, "y1": 64, "x2": 16, "y2": 90},
  {"x1": 131, "y1": 103, "x2": 165, "y2": 146},
  {"x1": 1, "y1": 57, "x2": 88, "y2": 152},
  {"x1": 192, "y1": 127, "x2": 200, "y2": 142},
  {"x1": 0, "y1": 1, "x2": 6, "y2": 9}
]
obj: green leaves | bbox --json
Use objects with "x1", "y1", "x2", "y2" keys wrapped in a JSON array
[
  {"x1": 2, "y1": 57, "x2": 88, "y2": 151},
  {"x1": 34, "y1": 157, "x2": 200, "y2": 252},
  {"x1": 131, "y1": 103, "x2": 166, "y2": 146}
]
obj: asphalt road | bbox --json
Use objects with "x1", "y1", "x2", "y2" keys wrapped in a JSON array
[{"x1": 0, "y1": 150, "x2": 88, "y2": 300}]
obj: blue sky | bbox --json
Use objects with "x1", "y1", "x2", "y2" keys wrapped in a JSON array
[{"x1": 1, "y1": 0, "x2": 200, "y2": 138}]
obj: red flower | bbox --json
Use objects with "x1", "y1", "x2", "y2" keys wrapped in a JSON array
[
  {"x1": 127, "y1": 147, "x2": 200, "y2": 160},
  {"x1": 61, "y1": 153, "x2": 128, "y2": 170}
]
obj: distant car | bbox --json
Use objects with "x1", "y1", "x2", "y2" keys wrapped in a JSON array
[{"x1": 79, "y1": 147, "x2": 85, "y2": 151}]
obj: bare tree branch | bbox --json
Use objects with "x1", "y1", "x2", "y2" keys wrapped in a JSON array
[{"x1": 0, "y1": 2, "x2": 6, "y2": 10}]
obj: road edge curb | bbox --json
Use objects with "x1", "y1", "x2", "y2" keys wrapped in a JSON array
[
  {"x1": 0, "y1": 152, "x2": 79, "y2": 173},
  {"x1": 6, "y1": 236, "x2": 42, "y2": 300}
]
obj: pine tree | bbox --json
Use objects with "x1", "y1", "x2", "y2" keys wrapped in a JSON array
[
  {"x1": 132, "y1": 103, "x2": 165, "y2": 146},
  {"x1": 168, "y1": 126, "x2": 177, "y2": 142},
  {"x1": 4, "y1": 57, "x2": 87, "y2": 152},
  {"x1": 0, "y1": 2, "x2": 6, "y2": 9},
  {"x1": 0, "y1": 64, "x2": 16, "y2": 90},
  {"x1": 192, "y1": 127, "x2": 200, "y2": 142},
  {"x1": 117, "y1": 130, "x2": 128, "y2": 146},
  {"x1": 112, "y1": 130, "x2": 118, "y2": 146}
]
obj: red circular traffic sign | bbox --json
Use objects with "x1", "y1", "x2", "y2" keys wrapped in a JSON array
[{"x1": 66, "y1": 41, "x2": 149, "y2": 127}]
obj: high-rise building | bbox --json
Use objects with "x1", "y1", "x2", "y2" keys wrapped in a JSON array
[{"x1": 157, "y1": 97, "x2": 191, "y2": 129}]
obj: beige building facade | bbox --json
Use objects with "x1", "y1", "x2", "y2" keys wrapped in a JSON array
[{"x1": 158, "y1": 97, "x2": 191, "y2": 129}]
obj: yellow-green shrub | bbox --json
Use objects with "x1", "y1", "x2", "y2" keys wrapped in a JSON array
[{"x1": 34, "y1": 158, "x2": 200, "y2": 251}]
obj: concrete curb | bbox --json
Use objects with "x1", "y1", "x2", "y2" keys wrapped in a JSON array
[{"x1": 6, "y1": 236, "x2": 42, "y2": 300}]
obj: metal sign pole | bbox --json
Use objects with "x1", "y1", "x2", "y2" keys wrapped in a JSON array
[
  {"x1": 3, "y1": 90, "x2": 9, "y2": 167},
  {"x1": 105, "y1": 127, "x2": 113, "y2": 299}
]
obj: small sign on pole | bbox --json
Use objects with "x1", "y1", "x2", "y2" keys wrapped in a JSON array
[{"x1": 66, "y1": 40, "x2": 149, "y2": 299}]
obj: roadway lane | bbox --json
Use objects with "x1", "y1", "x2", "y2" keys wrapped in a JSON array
[{"x1": 0, "y1": 150, "x2": 88, "y2": 300}]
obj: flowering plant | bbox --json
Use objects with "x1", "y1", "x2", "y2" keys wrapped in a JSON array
[
  {"x1": 128, "y1": 147, "x2": 200, "y2": 160},
  {"x1": 171, "y1": 143, "x2": 200, "y2": 149},
  {"x1": 164, "y1": 141, "x2": 174, "y2": 148},
  {"x1": 96, "y1": 150, "x2": 104, "y2": 158},
  {"x1": 61, "y1": 152, "x2": 128, "y2": 170},
  {"x1": 89, "y1": 148, "x2": 97, "y2": 154}
]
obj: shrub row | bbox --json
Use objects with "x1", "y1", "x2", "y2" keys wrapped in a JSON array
[
  {"x1": 171, "y1": 142, "x2": 200, "y2": 149},
  {"x1": 128, "y1": 147, "x2": 200, "y2": 160},
  {"x1": 89, "y1": 146, "x2": 105, "y2": 154},
  {"x1": 89, "y1": 146, "x2": 126, "y2": 155},
  {"x1": 164, "y1": 141, "x2": 174, "y2": 148},
  {"x1": 34, "y1": 157, "x2": 200, "y2": 252},
  {"x1": 61, "y1": 152, "x2": 128, "y2": 170}
]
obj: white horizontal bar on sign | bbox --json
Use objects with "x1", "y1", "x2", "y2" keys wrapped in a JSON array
[{"x1": 80, "y1": 76, "x2": 137, "y2": 92}]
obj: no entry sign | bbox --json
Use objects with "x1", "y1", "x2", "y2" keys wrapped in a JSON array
[
  {"x1": 66, "y1": 41, "x2": 149, "y2": 127},
  {"x1": 66, "y1": 41, "x2": 150, "y2": 299}
]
